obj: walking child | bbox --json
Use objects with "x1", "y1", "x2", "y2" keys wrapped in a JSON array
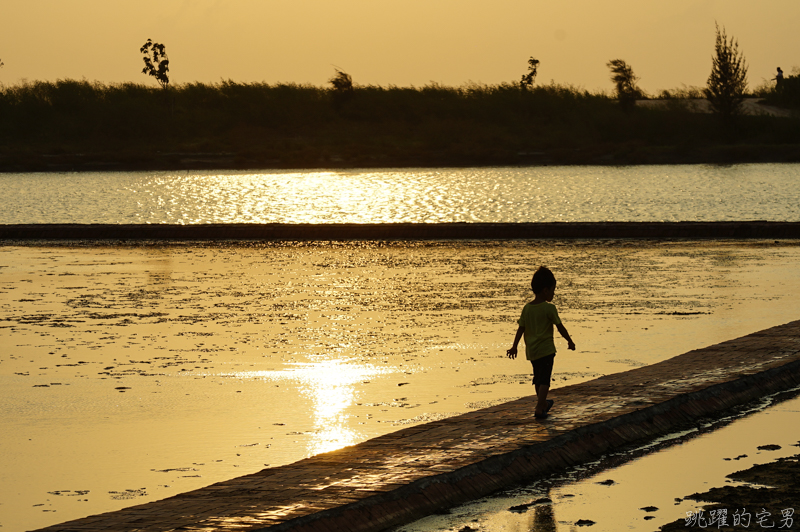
[{"x1": 507, "y1": 266, "x2": 575, "y2": 419}]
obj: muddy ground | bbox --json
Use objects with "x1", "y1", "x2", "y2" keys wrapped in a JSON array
[{"x1": 660, "y1": 451, "x2": 800, "y2": 531}]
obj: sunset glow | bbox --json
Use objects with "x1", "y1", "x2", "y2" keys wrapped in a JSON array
[{"x1": 2, "y1": 1, "x2": 797, "y2": 92}]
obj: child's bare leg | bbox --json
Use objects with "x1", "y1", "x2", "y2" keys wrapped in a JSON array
[{"x1": 535, "y1": 384, "x2": 550, "y2": 415}]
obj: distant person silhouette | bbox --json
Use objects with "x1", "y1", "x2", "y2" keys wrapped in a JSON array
[{"x1": 775, "y1": 67, "x2": 784, "y2": 88}]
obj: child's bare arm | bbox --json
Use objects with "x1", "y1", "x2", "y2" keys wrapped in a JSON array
[
  {"x1": 507, "y1": 326, "x2": 524, "y2": 359},
  {"x1": 557, "y1": 323, "x2": 576, "y2": 350}
]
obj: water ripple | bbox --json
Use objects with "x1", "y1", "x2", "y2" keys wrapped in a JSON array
[{"x1": 1, "y1": 164, "x2": 798, "y2": 224}]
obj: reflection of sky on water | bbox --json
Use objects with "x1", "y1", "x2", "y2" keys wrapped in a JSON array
[{"x1": 1, "y1": 163, "x2": 799, "y2": 224}]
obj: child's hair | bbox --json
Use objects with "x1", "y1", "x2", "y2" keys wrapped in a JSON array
[{"x1": 531, "y1": 266, "x2": 557, "y2": 294}]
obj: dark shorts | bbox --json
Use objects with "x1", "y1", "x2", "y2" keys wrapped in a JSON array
[{"x1": 531, "y1": 354, "x2": 555, "y2": 386}]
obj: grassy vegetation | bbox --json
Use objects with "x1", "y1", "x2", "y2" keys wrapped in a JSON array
[
  {"x1": 761, "y1": 74, "x2": 800, "y2": 109},
  {"x1": 1, "y1": 79, "x2": 799, "y2": 171}
]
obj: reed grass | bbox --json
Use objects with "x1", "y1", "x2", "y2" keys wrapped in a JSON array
[{"x1": 1, "y1": 79, "x2": 799, "y2": 170}]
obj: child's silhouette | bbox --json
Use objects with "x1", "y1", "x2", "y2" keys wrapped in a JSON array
[{"x1": 507, "y1": 266, "x2": 575, "y2": 419}]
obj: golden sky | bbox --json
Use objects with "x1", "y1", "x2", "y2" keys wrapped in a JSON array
[{"x1": 1, "y1": 0, "x2": 797, "y2": 93}]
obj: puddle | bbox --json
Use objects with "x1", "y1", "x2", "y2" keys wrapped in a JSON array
[
  {"x1": 396, "y1": 391, "x2": 800, "y2": 532},
  {"x1": 1, "y1": 240, "x2": 799, "y2": 531}
]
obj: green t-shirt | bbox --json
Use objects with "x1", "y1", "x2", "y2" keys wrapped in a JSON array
[{"x1": 517, "y1": 301, "x2": 562, "y2": 361}]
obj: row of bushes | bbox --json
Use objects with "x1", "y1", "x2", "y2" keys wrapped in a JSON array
[
  {"x1": 1, "y1": 79, "x2": 798, "y2": 168},
  {"x1": 0, "y1": 79, "x2": 609, "y2": 135}
]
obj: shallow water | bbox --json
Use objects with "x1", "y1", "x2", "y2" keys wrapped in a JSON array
[
  {"x1": 1, "y1": 240, "x2": 799, "y2": 531},
  {"x1": 1, "y1": 164, "x2": 799, "y2": 224},
  {"x1": 397, "y1": 392, "x2": 800, "y2": 532}
]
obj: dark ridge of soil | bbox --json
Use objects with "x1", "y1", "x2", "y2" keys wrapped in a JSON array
[
  {"x1": 3, "y1": 143, "x2": 800, "y2": 173},
  {"x1": 660, "y1": 452, "x2": 800, "y2": 531},
  {"x1": 3, "y1": 222, "x2": 800, "y2": 242}
]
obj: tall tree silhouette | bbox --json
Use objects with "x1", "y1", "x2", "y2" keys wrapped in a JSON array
[
  {"x1": 704, "y1": 23, "x2": 748, "y2": 120},
  {"x1": 140, "y1": 39, "x2": 170, "y2": 89},
  {"x1": 607, "y1": 59, "x2": 641, "y2": 110}
]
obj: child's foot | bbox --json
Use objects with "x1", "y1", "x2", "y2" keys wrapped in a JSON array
[{"x1": 534, "y1": 400, "x2": 554, "y2": 419}]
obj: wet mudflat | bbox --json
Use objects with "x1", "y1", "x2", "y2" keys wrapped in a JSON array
[{"x1": 1, "y1": 239, "x2": 799, "y2": 531}]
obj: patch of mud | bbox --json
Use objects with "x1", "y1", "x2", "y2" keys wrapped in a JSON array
[
  {"x1": 392, "y1": 413, "x2": 463, "y2": 426},
  {"x1": 465, "y1": 398, "x2": 524, "y2": 410},
  {"x1": 660, "y1": 452, "x2": 800, "y2": 531},
  {"x1": 108, "y1": 488, "x2": 148, "y2": 501},
  {"x1": 607, "y1": 359, "x2": 647, "y2": 367}
]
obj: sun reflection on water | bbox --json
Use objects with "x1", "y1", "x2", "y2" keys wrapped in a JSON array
[
  {"x1": 229, "y1": 360, "x2": 390, "y2": 456},
  {"x1": 3, "y1": 165, "x2": 800, "y2": 224}
]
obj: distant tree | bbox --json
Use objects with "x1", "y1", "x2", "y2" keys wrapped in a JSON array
[
  {"x1": 329, "y1": 68, "x2": 353, "y2": 92},
  {"x1": 519, "y1": 57, "x2": 540, "y2": 89},
  {"x1": 607, "y1": 59, "x2": 642, "y2": 110},
  {"x1": 704, "y1": 23, "x2": 748, "y2": 120},
  {"x1": 140, "y1": 39, "x2": 170, "y2": 89},
  {"x1": 329, "y1": 68, "x2": 354, "y2": 105}
]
